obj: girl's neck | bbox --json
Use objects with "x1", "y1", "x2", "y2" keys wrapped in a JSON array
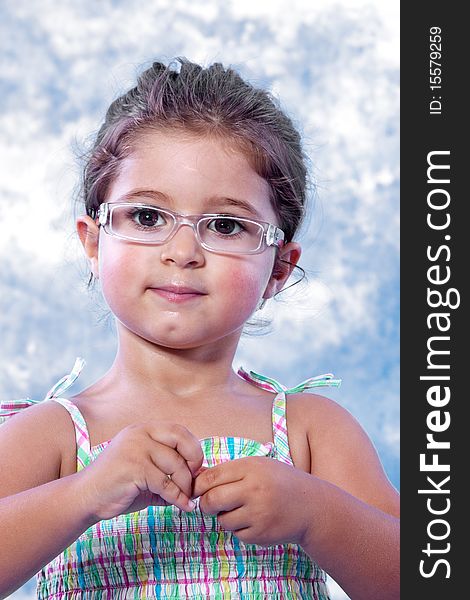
[{"x1": 104, "y1": 326, "x2": 244, "y2": 400}]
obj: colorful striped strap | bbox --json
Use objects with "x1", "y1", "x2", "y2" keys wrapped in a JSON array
[
  {"x1": 51, "y1": 397, "x2": 92, "y2": 471},
  {"x1": 44, "y1": 357, "x2": 86, "y2": 400},
  {"x1": 43, "y1": 358, "x2": 91, "y2": 471},
  {"x1": 271, "y1": 393, "x2": 291, "y2": 464},
  {"x1": 0, "y1": 398, "x2": 42, "y2": 425},
  {"x1": 237, "y1": 367, "x2": 342, "y2": 465},
  {"x1": 0, "y1": 357, "x2": 87, "y2": 426},
  {"x1": 237, "y1": 367, "x2": 342, "y2": 394}
]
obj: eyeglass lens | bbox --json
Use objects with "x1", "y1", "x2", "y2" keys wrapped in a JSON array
[{"x1": 109, "y1": 205, "x2": 265, "y2": 252}]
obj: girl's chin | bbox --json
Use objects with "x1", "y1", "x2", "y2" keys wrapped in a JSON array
[
  {"x1": 115, "y1": 313, "x2": 250, "y2": 351},
  {"x1": 126, "y1": 329, "x2": 244, "y2": 352}
]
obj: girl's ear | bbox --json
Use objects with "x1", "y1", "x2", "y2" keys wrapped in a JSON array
[
  {"x1": 77, "y1": 216, "x2": 100, "y2": 278},
  {"x1": 263, "y1": 242, "x2": 302, "y2": 300}
]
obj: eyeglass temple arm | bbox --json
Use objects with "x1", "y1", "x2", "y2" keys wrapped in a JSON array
[
  {"x1": 97, "y1": 204, "x2": 108, "y2": 225},
  {"x1": 266, "y1": 224, "x2": 285, "y2": 248}
]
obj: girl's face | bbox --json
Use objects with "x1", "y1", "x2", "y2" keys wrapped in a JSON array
[{"x1": 78, "y1": 130, "x2": 300, "y2": 352}]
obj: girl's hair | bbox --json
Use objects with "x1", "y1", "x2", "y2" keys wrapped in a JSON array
[{"x1": 81, "y1": 57, "x2": 309, "y2": 245}]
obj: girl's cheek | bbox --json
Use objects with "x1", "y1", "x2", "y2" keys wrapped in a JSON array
[
  {"x1": 224, "y1": 264, "x2": 271, "y2": 311},
  {"x1": 98, "y1": 243, "x2": 138, "y2": 297}
]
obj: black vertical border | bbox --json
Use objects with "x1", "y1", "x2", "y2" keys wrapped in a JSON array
[{"x1": 401, "y1": 4, "x2": 465, "y2": 598}]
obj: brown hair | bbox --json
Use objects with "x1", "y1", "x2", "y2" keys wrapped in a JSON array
[{"x1": 80, "y1": 57, "x2": 309, "y2": 245}]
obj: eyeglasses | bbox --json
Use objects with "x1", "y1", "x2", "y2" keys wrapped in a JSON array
[{"x1": 97, "y1": 202, "x2": 285, "y2": 255}]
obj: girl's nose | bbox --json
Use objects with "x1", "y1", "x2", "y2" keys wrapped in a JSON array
[{"x1": 159, "y1": 223, "x2": 205, "y2": 268}]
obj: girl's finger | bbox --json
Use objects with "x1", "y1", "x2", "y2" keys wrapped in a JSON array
[
  {"x1": 147, "y1": 443, "x2": 193, "y2": 498},
  {"x1": 217, "y1": 506, "x2": 252, "y2": 532},
  {"x1": 193, "y1": 460, "x2": 245, "y2": 498},
  {"x1": 145, "y1": 469, "x2": 196, "y2": 513},
  {"x1": 147, "y1": 422, "x2": 204, "y2": 475},
  {"x1": 198, "y1": 480, "x2": 244, "y2": 516}
]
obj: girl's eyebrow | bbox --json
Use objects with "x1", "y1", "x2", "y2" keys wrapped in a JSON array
[
  {"x1": 118, "y1": 189, "x2": 264, "y2": 219},
  {"x1": 204, "y1": 196, "x2": 263, "y2": 219},
  {"x1": 119, "y1": 189, "x2": 171, "y2": 204}
]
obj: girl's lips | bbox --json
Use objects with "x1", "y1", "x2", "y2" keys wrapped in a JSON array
[{"x1": 150, "y1": 286, "x2": 206, "y2": 303}]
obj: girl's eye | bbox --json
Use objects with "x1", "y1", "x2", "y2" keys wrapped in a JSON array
[
  {"x1": 207, "y1": 218, "x2": 244, "y2": 236},
  {"x1": 131, "y1": 208, "x2": 164, "y2": 228}
]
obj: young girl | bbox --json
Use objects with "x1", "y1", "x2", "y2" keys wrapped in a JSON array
[{"x1": 0, "y1": 58, "x2": 399, "y2": 600}]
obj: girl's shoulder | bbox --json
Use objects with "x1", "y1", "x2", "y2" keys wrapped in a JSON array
[
  {"x1": 286, "y1": 388, "x2": 361, "y2": 440},
  {"x1": 286, "y1": 391, "x2": 399, "y2": 516},
  {"x1": 0, "y1": 358, "x2": 88, "y2": 486},
  {"x1": 0, "y1": 398, "x2": 78, "y2": 496},
  {"x1": 284, "y1": 391, "x2": 352, "y2": 473}
]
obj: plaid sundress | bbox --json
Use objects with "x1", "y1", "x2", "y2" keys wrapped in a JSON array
[{"x1": 1, "y1": 359, "x2": 341, "y2": 599}]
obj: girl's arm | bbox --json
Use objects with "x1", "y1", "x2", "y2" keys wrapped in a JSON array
[
  {"x1": 0, "y1": 472, "x2": 97, "y2": 598},
  {"x1": 299, "y1": 392, "x2": 399, "y2": 599},
  {"x1": 0, "y1": 401, "x2": 95, "y2": 597},
  {"x1": 298, "y1": 476, "x2": 399, "y2": 600},
  {"x1": 195, "y1": 458, "x2": 399, "y2": 600},
  {"x1": 0, "y1": 401, "x2": 203, "y2": 598}
]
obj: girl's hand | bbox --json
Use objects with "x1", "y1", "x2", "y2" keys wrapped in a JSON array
[
  {"x1": 78, "y1": 421, "x2": 204, "y2": 520},
  {"x1": 193, "y1": 457, "x2": 316, "y2": 546}
]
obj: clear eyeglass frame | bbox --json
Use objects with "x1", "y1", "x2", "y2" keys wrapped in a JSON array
[{"x1": 97, "y1": 202, "x2": 285, "y2": 255}]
